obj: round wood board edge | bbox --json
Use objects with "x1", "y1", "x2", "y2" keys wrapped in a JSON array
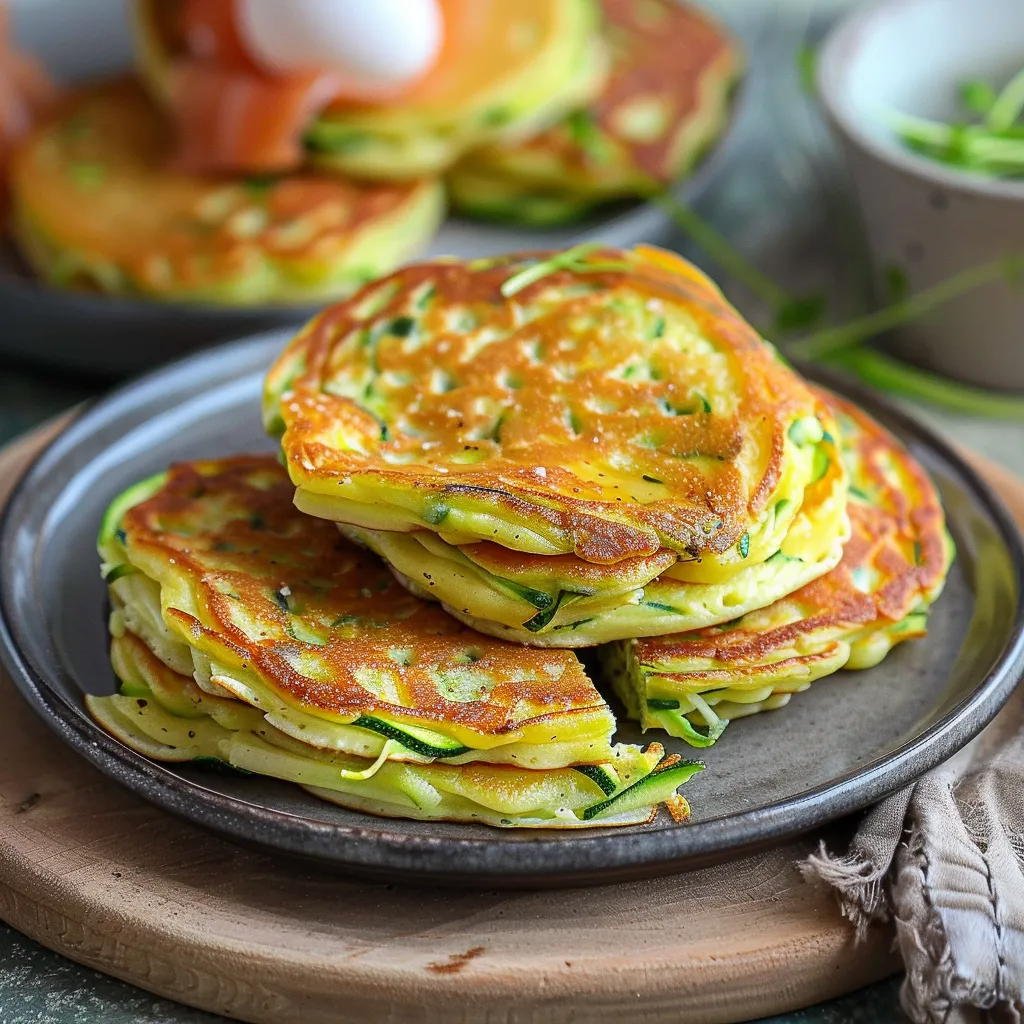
[{"x1": 11, "y1": 417, "x2": 1007, "y2": 1024}]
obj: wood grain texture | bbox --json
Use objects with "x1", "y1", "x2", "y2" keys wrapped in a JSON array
[{"x1": 3, "y1": 422, "x2": 1022, "y2": 1024}]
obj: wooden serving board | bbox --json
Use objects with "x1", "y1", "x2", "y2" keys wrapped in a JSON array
[{"x1": 1, "y1": 423, "x2": 1022, "y2": 1024}]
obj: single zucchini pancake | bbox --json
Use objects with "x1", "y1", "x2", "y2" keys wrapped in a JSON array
[
  {"x1": 9, "y1": 78, "x2": 444, "y2": 304},
  {"x1": 448, "y1": 0, "x2": 741, "y2": 226},
  {"x1": 600, "y1": 390, "x2": 955, "y2": 748},
  {"x1": 264, "y1": 244, "x2": 850, "y2": 644},
  {"x1": 133, "y1": 0, "x2": 608, "y2": 180},
  {"x1": 91, "y1": 456, "x2": 701, "y2": 828},
  {"x1": 377, "y1": 388, "x2": 849, "y2": 647}
]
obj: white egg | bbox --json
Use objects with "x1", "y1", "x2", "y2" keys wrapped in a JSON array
[{"x1": 237, "y1": 0, "x2": 442, "y2": 84}]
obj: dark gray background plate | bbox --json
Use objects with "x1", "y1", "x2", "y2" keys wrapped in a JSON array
[
  {"x1": 1, "y1": 334, "x2": 1023, "y2": 888},
  {"x1": 1, "y1": 0, "x2": 743, "y2": 377}
]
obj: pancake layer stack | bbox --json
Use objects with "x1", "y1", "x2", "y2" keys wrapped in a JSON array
[
  {"x1": 448, "y1": 0, "x2": 741, "y2": 225},
  {"x1": 7, "y1": 1, "x2": 742, "y2": 306},
  {"x1": 134, "y1": 0, "x2": 610, "y2": 181},
  {"x1": 89, "y1": 244, "x2": 954, "y2": 828},
  {"x1": 11, "y1": 80, "x2": 445, "y2": 305},
  {"x1": 263, "y1": 244, "x2": 851, "y2": 647},
  {"x1": 91, "y1": 456, "x2": 701, "y2": 827},
  {"x1": 600, "y1": 391, "x2": 954, "y2": 745}
]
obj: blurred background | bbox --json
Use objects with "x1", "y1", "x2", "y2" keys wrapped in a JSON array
[
  {"x1": 0, "y1": 0, "x2": 867, "y2": 432},
  {"x1": 7, "y1": 0, "x2": 1022, "y2": 469}
]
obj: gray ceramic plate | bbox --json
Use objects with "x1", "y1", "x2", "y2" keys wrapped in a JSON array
[
  {"x1": 1, "y1": 0, "x2": 743, "y2": 377},
  {"x1": 2, "y1": 334, "x2": 1023, "y2": 888},
  {"x1": 0, "y1": 192, "x2": 733, "y2": 378}
]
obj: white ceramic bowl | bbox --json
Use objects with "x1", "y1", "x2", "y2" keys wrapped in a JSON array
[{"x1": 818, "y1": 0, "x2": 1024, "y2": 391}]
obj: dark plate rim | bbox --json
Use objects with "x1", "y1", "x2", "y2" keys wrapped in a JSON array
[{"x1": 2, "y1": 337, "x2": 1023, "y2": 888}]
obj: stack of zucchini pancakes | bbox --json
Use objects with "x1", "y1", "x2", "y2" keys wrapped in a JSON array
[
  {"x1": 90, "y1": 244, "x2": 954, "y2": 828},
  {"x1": 8, "y1": 0, "x2": 739, "y2": 305}
]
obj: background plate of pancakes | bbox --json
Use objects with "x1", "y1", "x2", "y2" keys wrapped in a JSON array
[
  {"x1": 1, "y1": 0, "x2": 743, "y2": 376},
  {"x1": 2, "y1": 243, "x2": 1024, "y2": 885}
]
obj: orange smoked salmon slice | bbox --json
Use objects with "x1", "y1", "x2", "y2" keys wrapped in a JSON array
[
  {"x1": 170, "y1": 0, "x2": 473, "y2": 173},
  {"x1": 0, "y1": 5, "x2": 56, "y2": 225},
  {"x1": 163, "y1": 0, "x2": 569, "y2": 173}
]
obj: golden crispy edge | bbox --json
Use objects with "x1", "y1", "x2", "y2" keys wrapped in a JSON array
[
  {"x1": 118, "y1": 456, "x2": 611, "y2": 738},
  {"x1": 631, "y1": 388, "x2": 951, "y2": 666},
  {"x1": 270, "y1": 246, "x2": 819, "y2": 563}
]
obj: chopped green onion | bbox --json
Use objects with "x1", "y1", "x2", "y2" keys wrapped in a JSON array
[
  {"x1": 960, "y1": 78, "x2": 998, "y2": 116},
  {"x1": 640, "y1": 184, "x2": 793, "y2": 309},
  {"x1": 881, "y1": 65, "x2": 1024, "y2": 178},
  {"x1": 789, "y1": 256, "x2": 1024, "y2": 362},
  {"x1": 829, "y1": 347, "x2": 1024, "y2": 420},
  {"x1": 566, "y1": 110, "x2": 615, "y2": 164},
  {"x1": 499, "y1": 243, "x2": 634, "y2": 298},
  {"x1": 388, "y1": 316, "x2": 416, "y2": 337},
  {"x1": 881, "y1": 108, "x2": 954, "y2": 149},
  {"x1": 987, "y1": 66, "x2": 1024, "y2": 132}
]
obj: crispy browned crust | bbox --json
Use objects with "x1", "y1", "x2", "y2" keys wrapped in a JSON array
[
  {"x1": 632, "y1": 389, "x2": 949, "y2": 666},
  {"x1": 11, "y1": 78, "x2": 435, "y2": 293},
  {"x1": 272, "y1": 246, "x2": 819, "y2": 563},
  {"x1": 511, "y1": 0, "x2": 741, "y2": 182},
  {"x1": 459, "y1": 541, "x2": 676, "y2": 590},
  {"x1": 597, "y1": 0, "x2": 739, "y2": 179},
  {"x1": 120, "y1": 457, "x2": 605, "y2": 735}
]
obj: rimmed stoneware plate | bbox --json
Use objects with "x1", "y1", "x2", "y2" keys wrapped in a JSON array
[
  {"x1": 2, "y1": 334, "x2": 1023, "y2": 888},
  {"x1": 0, "y1": 192, "x2": 738, "y2": 378},
  {"x1": 2, "y1": 0, "x2": 743, "y2": 377}
]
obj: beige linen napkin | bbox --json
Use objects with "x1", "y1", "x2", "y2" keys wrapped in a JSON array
[{"x1": 804, "y1": 677, "x2": 1024, "y2": 1024}]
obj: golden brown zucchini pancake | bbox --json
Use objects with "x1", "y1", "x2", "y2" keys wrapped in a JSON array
[
  {"x1": 448, "y1": 0, "x2": 741, "y2": 225},
  {"x1": 351, "y1": 388, "x2": 849, "y2": 646},
  {"x1": 89, "y1": 631, "x2": 701, "y2": 828},
  {"x1": 99, "y1": 455, "x2": 611, "y2": 762},
  {"x1": 133, "y1": 0, "x2": 607, "y2": 180},
  {"x1": 600, "y1": 391, "x2": 954, "y2": 746},
  {"x1": 95, "y1": 455, "x2": 703, "y2": 829},
  {"x1": 9, "y1": 78, "x2": 444, "y2": 304},
  {"x1": 264, "y1": 244, "x2": 849, "y2": 636}
]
